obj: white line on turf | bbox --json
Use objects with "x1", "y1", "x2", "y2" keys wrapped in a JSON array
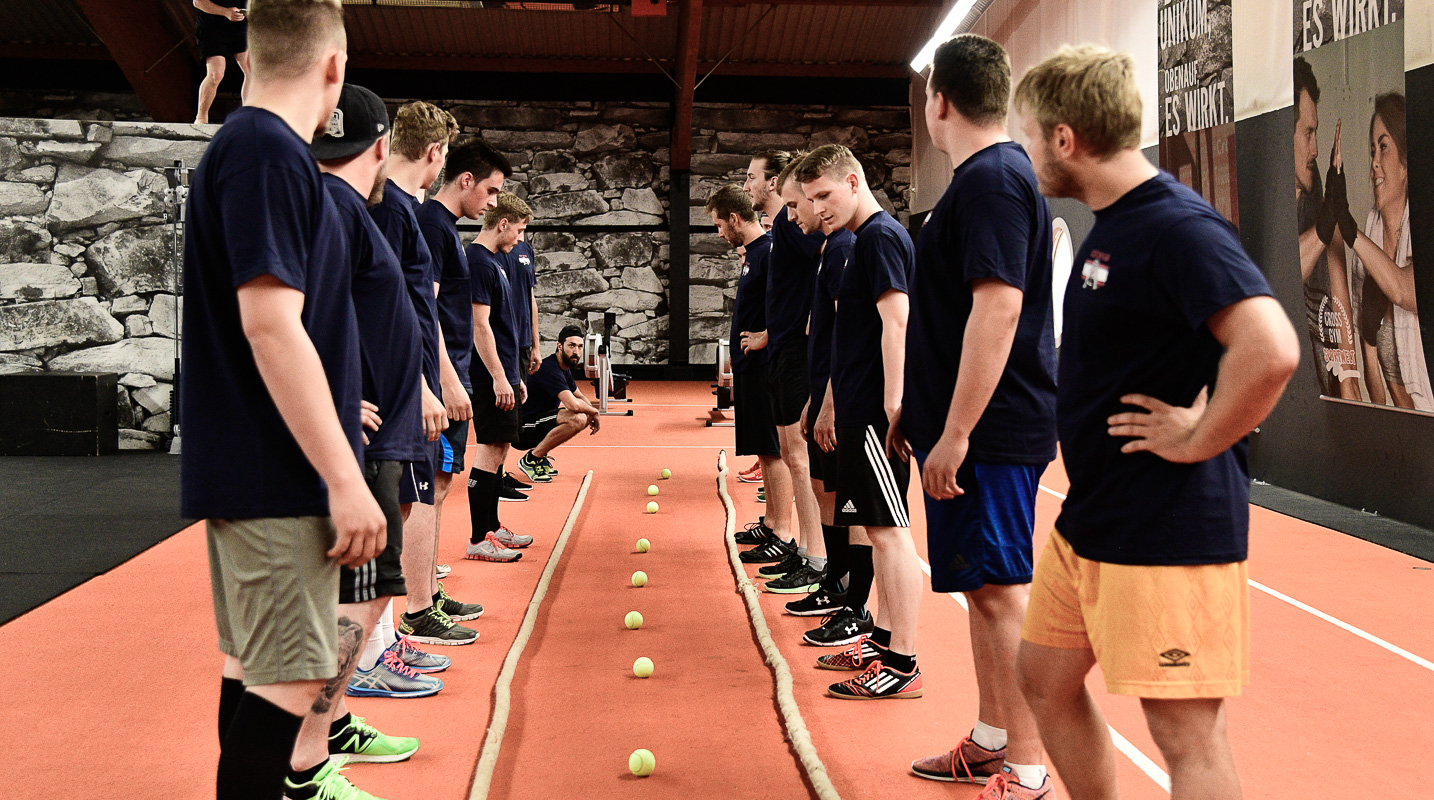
[{"x1": 1036, "y1": 483, "x2": 1434, "y2": 674}]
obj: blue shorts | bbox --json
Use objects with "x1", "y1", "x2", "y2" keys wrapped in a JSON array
[
  {"x1": 439, "y1": 418, "x2": 467, "y2": 474},
  {"x1": 913, "y1": 450, "x2": 1046, "y2": 593}
]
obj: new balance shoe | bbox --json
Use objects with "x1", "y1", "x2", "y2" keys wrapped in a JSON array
[
  {"x1": 466, "y1": 533, "x2": 523, "y2": 562},
  {"x1": 804, "y1": 607, "x2": 874, "y2": 647},
  {"x1": 764, "y1": 563, "x2": 824, "y2": 594},
  {"x1": 740, "y1": 537, "x2": 795, "y2": 564},
  {"x1": 975, "y1": 770, "x2": 1053, "y2": 799},
  {"x1": 503, "y1": 471, "x2": 533, "y2": 492},
  {"x1": 390, "y1": 635, "x2": 449, "y2": 673},
  {"x1": 785, "y1": 586, "x2": 845, "y2": 616},
  {"x1": 492, "y1": 525, "x2": 533, "y2": 549},
  {"x1": 498, "y1": 482, "x2": 529, "y2": 502},
  {"x1": 327, "y1": 715, "x2": 421, "y2": 764},
  {"x1": 735, "y1": 519, "x2": 776, "y2": 546},
  {"x1": 287, "y1": 756, "x2": 383, "y2": 800},
  {"x1": 436, "y1": 582, "x2": 483, "y2": 620},
  {"x1": 911, "y1": 736, "x2": 1007, "y2": 784},
  {"x1": 346, "y1": 650, "x2": 443, "y2": 699},
  {"x1": 827, "y1": 659, "x2": 923, "y2": 700},
  {"x1": 738, "y1": 462, "x2": 763, "y2": 483},
  {"x1": 399, "y1": 605, "x2": 478, "y2": 646},
  {"x1": 434, "y1": 563, "x2": 450, "y2": 580},
  {"x1": 816, "y1": 635, "x2": 886, "y2": 670},
  {"x1": 757, "y1": 551, "x2": 803, "y2": 579}
]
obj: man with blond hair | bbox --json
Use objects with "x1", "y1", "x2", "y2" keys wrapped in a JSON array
[
  {"x1": 1012, "y1": 45, "x2": 1299, "y2": 800},
  {"x1": 463, "y1": 191, "x2": 536, "y2": 562},
  {"x1": 180, "y1": 1, "x2": 374, "y2": 797}
]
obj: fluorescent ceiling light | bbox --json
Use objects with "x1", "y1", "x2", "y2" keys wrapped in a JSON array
[{"x1": 909, "y1": 0, "x2": 981, "y2": 73}]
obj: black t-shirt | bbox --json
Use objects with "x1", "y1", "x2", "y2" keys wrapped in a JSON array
[
  {"x1": 902, "y1": 143, "x2": 1058, "y2": 463},
  {"x1": 179, "y1": 107, "x2": 361, "y2": 519},
  {"x1": 325, "y1": 174, "x2": 424, "y2": 464},
  {"x1": 832, "y1": 211, "x2": 914, "y2": 427},
  {"x1": 1058, "y1": 172, "x2": 1273, "y2": 566},
  {"x1": 369, "y1": 180, "x2": 441, "y2": 401},
  {"x1": 730, "y1": 232, "x2": 772, "y2": 374},
  {"x1": 465, "y1": 241, "x2": 522, "y2": 387},
  {"x1": 417, "y1": 199, "x2": 472, "y2": 390},
  {"x1": 504, "y1": 241, "x2": 537, "y2": 350},
  {"x1": 766, "y1": 206, "x2": 827, "y2": 353},
  {"x1": 523, "y1": 353, "x2": 578, "y2": 421},
  {"x1": 808, "y1": 228, "x2": 855, "y2": 403}
]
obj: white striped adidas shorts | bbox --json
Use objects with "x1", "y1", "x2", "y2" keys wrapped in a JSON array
[{"x1": 833, "y1": 421, "x2": 911, "y2": 529}]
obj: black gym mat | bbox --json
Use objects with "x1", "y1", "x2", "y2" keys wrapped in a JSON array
[
  {"x1": 1250, "y1": 482, "x2": 1434, "y2": 563},
  {"x1": 0, "y1": 452, "x2": 189, "y2": 625}
]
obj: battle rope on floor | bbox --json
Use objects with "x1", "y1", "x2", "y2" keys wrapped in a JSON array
[
  {"x1": 716, "y1": 449, "x2": 843, "y2": 800},
  {"x1": 467, "y1": 469, "x2": 594, "y2": 800}
]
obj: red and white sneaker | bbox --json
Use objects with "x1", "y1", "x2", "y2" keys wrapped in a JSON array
[
  {"x1": 911, "y1": 736, "x2": 1007, "y2": 783},
  {"x1": 975, "y1": 769, "x2": 1052, "y2": 799},
  {"x1": 492, "y1": 525, "x2": 533, "y2": 548},
  {"x1": 465, "y1": 532, "x2": 523, "y2": 562},
  {"x1": 826, "y1": 659, "x2": 923, "y2": 700},
  {"x1": 815, "y1": 635, "x2": 885, "y2": 670},
  {"x1": 738, "y1": 461, "x2": 763, "y2": 483}
]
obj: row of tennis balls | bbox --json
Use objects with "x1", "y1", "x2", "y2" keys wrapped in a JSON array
[
  {"x1": 629, "y1": 471, "x2": 663, "y2": 779},
  {"x1": 644, "y1": 468, "x2": 671, "y2": 513}
]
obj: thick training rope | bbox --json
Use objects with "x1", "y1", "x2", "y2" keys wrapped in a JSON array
[
  {"x1": 716, "y1": 450, "x2": 844, "y2": 800},
  {"x1": 468, "y1": 469, "x2": 594, "y2": 800}
]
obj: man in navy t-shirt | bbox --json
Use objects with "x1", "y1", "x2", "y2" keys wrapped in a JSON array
[
  {"x1": 797, "y1": 144, "x2": 923, "y2": 702},
  {"x1": 897, "y1": 36, "x2": 1057, "y2": 795},
  {"x1": 517, "y1": 324, "x2": 602, "y2": 478},
  {"x1": 178, "y1": 5, "x2": 382, "y2": 798},
  {"x1": 463, "y1": 192, "x2": 536, "y2": 562},
  {"x1": 1013, "y1": 45, "x2": 1298, "y2": 800},
  {"x1": 505, "y1": 236, "x2": 540, "y2": 376}
]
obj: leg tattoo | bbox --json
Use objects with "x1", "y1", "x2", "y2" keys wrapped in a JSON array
[{"x1": 311, "y1": 616, "x2": 363, "y2": 714}]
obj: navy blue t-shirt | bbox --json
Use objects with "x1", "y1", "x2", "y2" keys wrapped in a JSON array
[
  {"x1": 325, "y1": 174, "x2": 424, "y2": 464},
  {"x1": 522, "y1": 353, "x2": 578, "y2": 421},
  {"x1": 369, "y1": 180, "x2": 441, "y2": 402},
  {"x1": 417, "y1": 199, "x2": 472, "y2": 390},
  {"x1": 902, "y1": 143, "x2": 1058, "y2": 463},
  {"x1": 832, "y1": 211, "x2": 915, "y2": 427},
  {"x1": 808, "y1": 228, "x2": 855, "y2": 403},
  {"x1": 504, "y1": 240, "x2": 537, "y2": 350},
  {"x1": 179, "y1": 107, "x2": 361, "y2": 519},
  {"x1": 730, "y1": 232, "x2": 772, "y2": 374},
  {"x1": 465, "y1": 241, "x2": 522, "y2": 387},
  {"x1": 1057, "y1": 172, "x2": 1273, "y2": 566},
  {"x1": 766, "y1": 206, "x2": 827, "y2": 354}
]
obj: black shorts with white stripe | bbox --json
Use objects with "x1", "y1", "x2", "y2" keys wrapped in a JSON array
[
  {"x1": 400, "y1": 459, "x2": 433, "y2": 505},
  {"x1": 833, "y1": 422, "x2": 911, "y2": 529},
  {"x1": 340, "y1": 460, "x2": 408, "y2": 604}
]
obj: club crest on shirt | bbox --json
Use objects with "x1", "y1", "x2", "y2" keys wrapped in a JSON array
[
  {"x1": 1081, "y1": 251, "x2": 1110, "y2": 290},
  {"x1": 518, "y1": 255, "x2": 532, "y2": 267},
  {"x1": 325, "y1": 108, "x2": 344, "y2": 137}
]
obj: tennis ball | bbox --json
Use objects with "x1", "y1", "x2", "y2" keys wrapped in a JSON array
[
  {"x1": 632, "y1": 570, "x2": 648, "y2": 587},
  {"x1": 629, "y1": 748, "x2": 655, "y2": 776},
  {"x1": 636, "y1": 538, "x2": 650, "y2": 553},
  {"x1": 646, "y1": 501, "x2": 659, "y2": 513},
  {"x1": 633, "y1": 656, "x2": 654, "y2": 678},
  {"x1": 660, "y1": 468, "x2": 671, "y2": 479},
  {"x1": 647, "y1": 484, "x2": 659, "y2": 496},
  {"x1": 625, "y1": 611, "x2": 643, "y2": 629}
]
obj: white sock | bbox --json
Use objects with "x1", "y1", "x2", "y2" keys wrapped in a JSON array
[
  {"x1": 808, "y1": 555, "x2": 827, "y2": 571},
  {"x1": 797, "y1": 545, "x2": 807, "y2": 557},
  {"x1": 378, "y1": 599, "x2": 397, "y2": 646},
  {"x1": 971, "y1": 720, "x2": 1008, "y2": 751},
  {"x1": 357, "y1": 622, "x2": 387, "y2": 672},
  {"x1": 1005, "y1": 762, "x2": 1047, "y2": 791}
]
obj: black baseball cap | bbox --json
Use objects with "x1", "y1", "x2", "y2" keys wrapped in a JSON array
[{"x1": 311, "y1": 84, "x2": 389, "y2": 161}]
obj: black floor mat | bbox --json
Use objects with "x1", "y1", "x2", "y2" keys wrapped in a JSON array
[{"x1": 1250, "y1": 482, "x2": 1434, "y2": 563}]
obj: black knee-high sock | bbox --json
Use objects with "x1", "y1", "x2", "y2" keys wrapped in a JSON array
[
  {"x1": 218, "y1": 677, "x2": 245, "y2": 744},
  {"x1": 216, "y1": 692, "x2": 305, "y2": 800},
  {"x1": 820, "y1": 525, "x2": 850, "y2": 592},
  {"x1": 467, "y1": 468, "x2": 496, "y2": 544},
  {"x1": 846, "y1": 544, "x2": 874, "y2": 614},
  {"x1": 489, "y1": 468, "x2": 503, "y2": 533}
]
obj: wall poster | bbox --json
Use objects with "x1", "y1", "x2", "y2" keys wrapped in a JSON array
[
  {"x1": 1159, "y1": 0, "x2": 1239, "y2": 225},
  {"x1": 1293, "y1": 0, "x2": 1431, "y2": 411}
]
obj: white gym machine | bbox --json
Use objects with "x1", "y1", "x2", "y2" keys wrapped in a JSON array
[
  {"x1": 706, "y1": 339, "x2": 734, "y2": 427},
  {"x1": 584, "y1": 327, "x2": 633, "y2": 417}
]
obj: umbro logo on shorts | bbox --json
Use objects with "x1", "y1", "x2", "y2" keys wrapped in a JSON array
[
  {"x1": 841, "y1": 500, "x2": 857, "y2": 513},
  {"x1": 1159, "y1": 648, "x2": 1191, "y2": 668}
]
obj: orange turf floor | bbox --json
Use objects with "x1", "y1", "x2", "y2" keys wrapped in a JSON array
[{"x1": 2, "y1": 381, "x2": 1431, "y2": 799}]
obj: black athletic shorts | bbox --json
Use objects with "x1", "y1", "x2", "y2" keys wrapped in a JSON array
[
  {"x1": 804, "y1": 390, "x2": 839, "y2": 492},
  {"x1": 472, "y1": 380, "x2": 522, "y2": 445},
  {"x1": 439, "y1": 395, "x2": 471, "y2": 474},
  {"x1": 340, "y1": 460, "x2": 407, "y2": 604},
  {"x1": 733, "y1": 364, "x2": 780, "y2": 457},
  {"x1": 520, "y1": 345, "x2": 533, "y2": 376},
  {"x1": 518, "y1": 410, "x2": 558, "y2": 451},
  {"x1": 398, "y1": 460, "x2": 432, "y2": 505},
  {"x1": 833, "y1": 420, "x2": 911, "y2": 529},
  {"x1": 198, "y1": 23, "x2": 247, "y2": 60},
  {"x1": 766, "y1": 340, "x2": 810, "y2": 427}
]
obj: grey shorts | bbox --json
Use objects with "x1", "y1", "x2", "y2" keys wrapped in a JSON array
[{"x1": 207, "y1": 516, "x2": 339, "y2": 686}]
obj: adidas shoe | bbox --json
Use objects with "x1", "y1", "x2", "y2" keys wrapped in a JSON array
[
  {"x1": 911, "y1": 736, "x2": 1007, "y2": 784},
  {"x1": 803, "y1": 606, "x2": 874, "y2": 647},
  {"x1": 391, "y1": 635, "x2": 449, "y2": 673},
  {"x1": 738, "y1": 462, "x2": 763, "y2": 483},
  {"x1": 757, "y1": 551, "x2": 803, "y2": 579},
  {"x1": 492, "y1": 525, "x2": 533, "y2": 549},
  {"x1": 287, "y1": 756, "x2": 383, "y2": 799},
  {"x1": 498, "y1": 482, "x2": 529, "y2": 502},
  {"x1": 503, "y1": 471, "x2": 533, "y2": 492},
  {"x1": 466, "y1": 532, "x2": 523, "y2": 562},
  {"x1": 764, "y1": 563, "x2": 824, "y2": 594},
  {"x1": 740, "y1": 538, "x2": 795, "y2": 564},
  {"x1": 399, "y1": 605, "x2": 478, "y2": 646},
  {"x1": 785, "y1": 586, "x2": 845, "y2": 616},
  {"x1": 327, "y1": 716, "x2": 421, "y2": 764},
  {"x1": 816, "y1": 633, "x2": 885, "y2": 669},
  {"x1": 346, "y1": 650, "x2": 443, "y2": 699},
  {"x1": 975, "y1": 769, "x2": 1053, "y2": 799},
  {"x1": 436, "y1": 582, "x2": 483, "y2": 620},
  {"x1": 735, "y1": 519, "x2": 776, "y2": 545},
  {"x1": 827, "y1": 659, "x2": 923, "y2": 700},
  {"x1": 434, "y1": 563, "x2": 450, "y2": 579}
]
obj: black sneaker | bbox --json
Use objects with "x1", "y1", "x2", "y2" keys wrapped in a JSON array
[
  {"x1": 740, "y1": 537, "x2": 796, "y2": 564},
  {"x1": 498, "y1": 481, "x2": 529, "y2": 502},
  {"x1": 757, "y1": 551, "x2": 803, "y2": 579},
  {"x1": 764, "y1": 563, "x2": 824, "y2": 594},
  {"x1": 399, "y1": 605, "x2": 478, "y2": 646},
  {"x1": 503, "y1": 471, "x2": 532, "y2": 493},
  {"x1": 785, "y1": 586, "x2": 846, "y2": 616},
  {"x1": 802, "y1": 606, "x2": 873, "y2": 647},
  {"x1": 735, "y1": 519, "x2": 775, "y2": 546},
  {"x1": 435, "y1": 582, "x2": 483, "y2": 621}
]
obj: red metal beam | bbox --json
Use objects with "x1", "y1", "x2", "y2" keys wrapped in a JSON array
[
  {"x1": 70, "y1": 0, "x2": 195, "y2": 122},
  {"x1": 671, "y1": 0, "x2": 702, "y2": 172}
]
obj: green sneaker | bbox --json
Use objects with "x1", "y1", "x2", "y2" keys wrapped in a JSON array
[
  {"x1": 519, "y1": 450, "x2": 553, "y2": 483},
  {"x1": 328, "y1": 715, "x2": 420, "y2": 763},
  {"x1": 285, "y1": 756, "x2": 384, "y2": 799}
]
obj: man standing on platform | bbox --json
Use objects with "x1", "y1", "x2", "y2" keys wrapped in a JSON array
[{"x1": 193, "y1": 0, "x2": 249, "y2": 123}]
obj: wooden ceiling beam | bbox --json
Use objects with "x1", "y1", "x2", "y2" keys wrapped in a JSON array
[
  {"x1": 69, "y1": 0, "x2": 195, "y2": 122},
  {"x1": 346, "y1": 52, "x2": 906, "y2": 79}
]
